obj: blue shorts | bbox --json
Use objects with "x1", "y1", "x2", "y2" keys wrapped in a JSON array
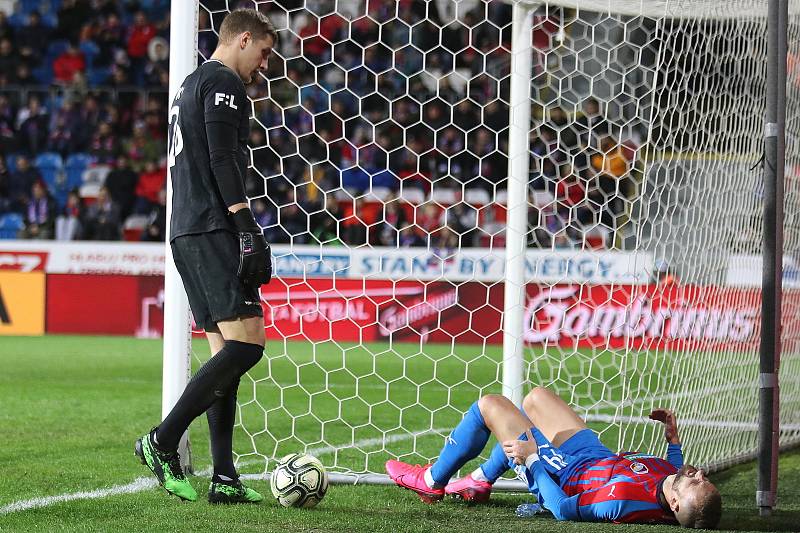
[{"x1": 552, "y1": 428, "x2": 615, "y2": 488}]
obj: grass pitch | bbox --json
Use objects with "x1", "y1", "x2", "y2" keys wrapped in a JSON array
[{"x1": 0, "y1": 335, "x2": 798, "y2": 532}]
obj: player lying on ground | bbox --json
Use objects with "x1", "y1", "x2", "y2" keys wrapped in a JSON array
[
  {"x1": 386, "y1": 387, "x2": 721, "y2": 528},
  {"x1": 134, "y1": 9, "x2": 276, "y2": 504}
]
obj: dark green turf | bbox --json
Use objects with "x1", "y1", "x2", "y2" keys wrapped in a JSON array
[{"x1": 1, "y1": 335, "x2": 797, "y2": 533}]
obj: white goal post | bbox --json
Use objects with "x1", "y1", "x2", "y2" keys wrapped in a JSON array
[{"x1": 163, "y1": 0, "x2": 800, "y2": 507}]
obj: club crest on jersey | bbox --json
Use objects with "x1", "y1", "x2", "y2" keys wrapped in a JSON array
[
  {"x1": 214, "y1": 92, "x2": 238, "y2": 109},
  {"x1": 630, "y1": 461, "x2": 649, "y2": 475}
]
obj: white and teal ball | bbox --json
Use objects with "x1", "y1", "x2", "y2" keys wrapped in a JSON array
[{"x1": 270, "y1": 453, "x2": 328, "y2": 508}]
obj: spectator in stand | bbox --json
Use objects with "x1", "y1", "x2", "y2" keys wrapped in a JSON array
[
  {"x1": 88, "y1": 121, "x2": 120, "y2": 165},
  {"x1": 342, "y1": 197, "x2": 368, "y2": 246},
  {"x1": 134, "y1": 159, "x2": 166, "y2": 214},
  {"x1": 444, "y1": 201, "x2": 479, "y2": 247},
  {"x1": 431, "y1": 226, "x2": 459, "y2": 253},
  {"x1": 277, "y1": 190, "x2": 307, "y2": 244},
  {"x1": 577, "y1": 97, "x2": 612, "y2": 149},
  {"x1": 8, "y1": 156, "x2": 41, "y2": 214},
  {"x1": 124, "y1": 120, "x2": 161, "y2": 171},
  {"x1": 55, "y1": 189, "x2": 84, "y2": 240},
  {"x1": 555, "y1": 162, "x2": 595, "y2": 245},
  {"x1": 590, "y1": 135, "x2": 631, "y2": 240},
  {"x1": 0, "y1": 157, "x2": 10, "y2": 213},
  {"x1": 127, "y1": 11, "x2": 157, "y2": 84},
  {"x1": 95, "y1": 12, "x2": 126, "y2": 68},
  {"x1": 417, "y1": 202, "x2": 442, "y2": 236},
  {"x1": 56, "y1": 0, "x2": 92, "y2": 43},
  {"x1": 53, "y1": 43, "x2": 87, "y2": 85},
  {"x1": 17, "y1": 11, "x2": 50, "y2": 68},
  {"x1": 12, "y1": 63, "x2": 36, "y2": 85},
  {"x1": 141, "y1": 188, "x2": 167, "y2": 241},
  {"x1": 47, "y1": 111, "x2": 80, "y2": 156},
  {"x1": 399, "y1": 221, "x2": 425, "y2": 247},
  {"x1": 0, "y1": 11, "x2": 12, "y2": 42},
  {"x1": 82, "y1": 185, "x2": 121, "y2": 240},
  {"x1": 377, "y1": 195, "x2": 407, "y2": 247},
  {"x1": 17, "y1": 95, "x2": 50, "y2": 155},
  {"x1": 0, "y1": 38, "x2": 18, "y2": 85},
  {"x1": 0, "y1": 94, "x2": 17, "y2": 153},
  {"x1": 104, "y1": 155, "x2": 138, "y2": 220},
  {"x1": 310, "y1": 195, "x2": 342, "y2": 245},
  {"x1": 144, "y1": 36, "x2": 169, "y2": 87},
  {"x1": 19, "y1": 180, "x2": 56, "y2": 239}
]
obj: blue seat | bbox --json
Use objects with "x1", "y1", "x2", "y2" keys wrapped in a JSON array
[
  {"x1": 79, "y1": 40, "x2": 100, "y2": 69},
  {"x1": 32, "y1": 64, "x2": 53, "y2": 84},
  {"x1": 371, "y1": 170, "x2": 399, "y2": 190},
  {"x1": 34, "y1": 152, "x2": 63, "y2": 191},
  {"x1": 46, "y1": 40, "x2": 70, "y2": 61},
  {"x1": 341, "y1": 166, "x2": 370, "y2": 192},
  {"x1": 5, "y1": 154, "x2": 20, "y2": 174},
  {"x1": 88, "y1": 67, "x2": 110, "y2": 87},
  {"x1": 0, "y1": 213, "x2": 24, "y2": 239},
  {"x1": 65, "y1": 153, "x2": 94, "y2": 189}
]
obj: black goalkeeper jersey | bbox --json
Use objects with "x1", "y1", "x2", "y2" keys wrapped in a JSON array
[{"x1": 167, "y1": 60, "x2": 249, "y2": 241}]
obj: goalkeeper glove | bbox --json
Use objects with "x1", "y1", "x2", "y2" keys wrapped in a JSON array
[{"x1": 231, "y1": 208, "x2": 272, "y2": 286}]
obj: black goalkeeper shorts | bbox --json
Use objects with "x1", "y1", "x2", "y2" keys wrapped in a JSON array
[{"x1": 170, "y1": 230, "x2": 264, "y2": 331}]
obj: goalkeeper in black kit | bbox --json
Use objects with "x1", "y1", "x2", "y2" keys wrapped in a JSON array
[{"x1": 135, "y1": 9, "x2": 276, "y2": 504}]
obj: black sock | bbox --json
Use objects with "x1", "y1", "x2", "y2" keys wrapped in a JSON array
[
  {"x1": 156, "y1": 340, "x2": 262, "y2": 450},
  {"x1": 207, "y1": 379, "x2": 239, "y2": 482}
]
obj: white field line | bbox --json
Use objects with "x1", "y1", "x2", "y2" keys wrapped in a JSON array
[
  {"x1": 601, "y1": 382, "x2": 750, "y2": 410},
  {"x1": 0, "y1": 427, "x2": 447, "y2": 515}
]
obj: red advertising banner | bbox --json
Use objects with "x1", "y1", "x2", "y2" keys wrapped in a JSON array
[
  {"x1": 47, "y1": 274, "x2": 165, "y2": 336},
  {"x1": 42, "y1": 273, "x2": 775, "y2": 354}
]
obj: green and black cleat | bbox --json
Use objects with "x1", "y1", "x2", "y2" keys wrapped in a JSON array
[
  {"x1": 208, "y1": 479, "x2": 264, "y2": 504},
  {"x1": 134, "y1": 429, "x2": 197, "y2": 502}
]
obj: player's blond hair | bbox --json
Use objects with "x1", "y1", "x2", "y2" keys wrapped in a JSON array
[
  {"x1": 218, "y1": 8, "x2": 277, "y2": 46},
  {"x1": 679, "y1": 485, "x2": 722, "y2": 529}
]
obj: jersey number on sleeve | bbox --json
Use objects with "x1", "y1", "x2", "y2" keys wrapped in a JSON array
[{"x1": 167, "y1": 105, "x2": 183, "y2": 168}]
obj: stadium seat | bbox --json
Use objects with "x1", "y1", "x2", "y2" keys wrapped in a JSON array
[
  {"x1": 82, "y1": 165, "x2": 111, "y2": 185},
  {"x1": 79, "y1": 41, "x2": 101, "y2": 69},
  {"x1": 32, "y1": 64, "x2": 54, "y2": 85},
  {"x1": 370, "y1": 170, "x2": 399, "y2": 190},
  {"x1": 464, "y1": 188, "x2": 490, "y2": 205},
  {"x1": 46, "y1": 40, "x2": 70, "y2": 61},
  {"x1": 123, "y1": 214, "x2": 149, "y2": 241},
  {"x1": 0, "y1": 213, "x2": 25, "y2": 239},
  {"x1": 5, "y1": 154, "x2": 20, "y2": 174},
  {"x1": 34, "y1": 152, "x2": 63, "y2": 188},
  {"x1": 341, "y1": 167, "x2": 369, "y2": 192},
  {"x1": 367, "y1": 187, "x2": 392, "y2": 201},
  {"x1": 399, "y1": 187, "x2": 426, "y2": 205},
  {"x1": 87, "y1": 67, "x2": 111, "y2": 86},
  {"x1": 430, "y1": 188, "x2": 457, "y2": 205},
  {"x1": 65, "y1": 153, "x2": 95, "y2": 189},
  {"x1": 495, "y1": 189, "x2": 509, "y2": 205},
  {"x1": 531, "y1": 190, "x2": 555, "y2": 207}
]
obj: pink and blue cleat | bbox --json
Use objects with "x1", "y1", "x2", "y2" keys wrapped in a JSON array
[
  {"x1": 445, "y1": 474, "x2": 493, "y2": 504},
  {"x1": 385, "y1": 460, "x2": 444, "y2": 504}
]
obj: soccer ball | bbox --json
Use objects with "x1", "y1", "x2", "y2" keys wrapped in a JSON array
[{"x1": 270, "y1": 453, "x2": 328, "y2": 508}]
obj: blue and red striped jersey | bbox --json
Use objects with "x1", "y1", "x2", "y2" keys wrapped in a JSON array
[{"x1": 562, "y1": 453, "x2": 679, "y2": 524}]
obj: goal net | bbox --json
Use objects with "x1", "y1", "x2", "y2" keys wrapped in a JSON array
[{"x1": 181, "y1": 0, "x2": 800, "y2": 483}]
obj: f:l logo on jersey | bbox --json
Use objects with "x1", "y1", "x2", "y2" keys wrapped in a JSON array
[{"x1": 214, "y1": 92, "x2": 238, "y2": 109}]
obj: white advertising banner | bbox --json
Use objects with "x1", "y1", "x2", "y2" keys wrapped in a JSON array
[
  {"x1": 0, "y1": 241, "x2": 653, "y2": 284},
  {"x1": 726, "y1": 254, "x2": 800, "y2": 289}
]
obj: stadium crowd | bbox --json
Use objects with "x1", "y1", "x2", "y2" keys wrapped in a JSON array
[{"x1": 0, "y1": 0, "x2": 635, "y2": 249}]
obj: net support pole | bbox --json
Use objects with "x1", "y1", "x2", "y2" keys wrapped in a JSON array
[
  {"x1": 758, "y1": 0, "x2": 787, "y2": 517},
  {"x1": 163, "y1": 1, "x2": 198, "y2": 471},
  {"x1": 502, "y1": 2, "x2": 533, "y2": 406}
]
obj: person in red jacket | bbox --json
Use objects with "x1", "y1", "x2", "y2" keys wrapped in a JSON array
[
  {"x1": 127, "y1": 11, "x2": 156, "y2": 83},
  {"x1": 134, "y1": 159, "x2": 166, "y2": 214},
  {"x1": 53, "y1": 43, "x2": 86, "y2": 84}
]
